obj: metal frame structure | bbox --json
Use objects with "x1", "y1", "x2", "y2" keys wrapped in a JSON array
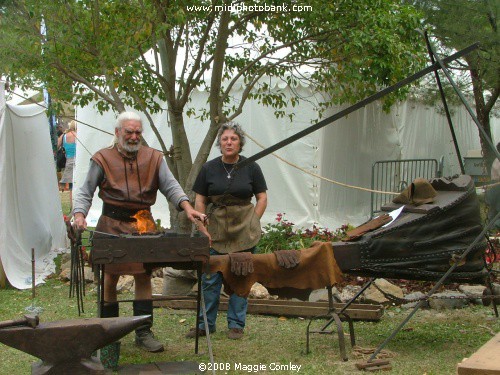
[
  {"x1": 233, "y1": 36, "x2": 500, "y2": 364},
  {"x1": 370, "y1": 158, "x2": 439, "y2": 218}
]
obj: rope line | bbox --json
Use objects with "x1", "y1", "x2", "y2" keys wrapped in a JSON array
[
  {"x1": 243, "y1": 131, "x2": 399, "y2": 195},
  {"x1": 6, "y1": 90, "x2": 114, "y2": 136}
]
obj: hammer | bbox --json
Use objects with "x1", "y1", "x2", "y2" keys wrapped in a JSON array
[{"x1": 0, "y1": 315, "x2": 39, "y2": 329}]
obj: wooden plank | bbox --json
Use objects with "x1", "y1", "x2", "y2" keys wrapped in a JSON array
[
  {"x1": 457, "y1": 332, "x2": 500, "y2": 375},
  {"x1": 153, "y1": 296, "x2": 383, "y2": 321}
]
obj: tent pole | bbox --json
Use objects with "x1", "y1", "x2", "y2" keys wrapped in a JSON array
[{"x1": 422, "y1": 31, "x2": 465, "y2": 174}]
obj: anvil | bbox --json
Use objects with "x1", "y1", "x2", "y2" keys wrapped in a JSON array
[{"x1": 0, "y1": 315, "x2": 150, "y2": 374}]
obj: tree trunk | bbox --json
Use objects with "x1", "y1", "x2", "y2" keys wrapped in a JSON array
[{"x1": 470, "y1": 66, "x2": 494, "y2": 171}]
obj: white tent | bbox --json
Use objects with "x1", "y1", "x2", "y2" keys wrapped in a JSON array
[
  {"x1": 0, "y1": 81, "x2": 67, "y2": 289},
  {"x1": 75, "y1": 81, "x2": 499, "y2": 231}
]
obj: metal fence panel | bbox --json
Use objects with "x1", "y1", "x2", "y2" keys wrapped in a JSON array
[{"x1": 371, "y1": 159, "x2": 438, "y2": 218}]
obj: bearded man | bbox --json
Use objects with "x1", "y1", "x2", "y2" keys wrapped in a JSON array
[{"x1": 73, "y1": 111, "x2": 206, "y2": 352}]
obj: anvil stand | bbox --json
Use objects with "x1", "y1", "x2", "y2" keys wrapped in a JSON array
[{"x1": 95, "y1": 262, "x2": 212, "y2": 373}]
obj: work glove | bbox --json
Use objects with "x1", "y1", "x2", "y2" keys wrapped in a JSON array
[
  {"x1": 229, "y1": 252, "x2": 254, "y2": 276},
  {"x1": 274, "y1": 250, "x2": 301, "y2": 269}
]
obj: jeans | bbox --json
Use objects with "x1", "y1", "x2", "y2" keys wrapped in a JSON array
[{"x1": 198, "y1": 247, "x2": 255, "y2": 331}]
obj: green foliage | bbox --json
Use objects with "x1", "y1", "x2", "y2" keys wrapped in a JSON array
[
  {"x1": 0, "y1": 0, "x2": 427, "y2": 119},
  {"x1": 0, "y1": 1, "x2": 428, "y2": 229},
  {"x1": 257, "y1": 213, "x2": 351, "y2": 253},
  {"x1": 411, "y1": 0, "x2": 500, "y2": 162}
]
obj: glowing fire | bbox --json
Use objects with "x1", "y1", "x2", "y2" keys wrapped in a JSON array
[{"x1": 132, "y1": 210, "x2": 156, "y2": 233}]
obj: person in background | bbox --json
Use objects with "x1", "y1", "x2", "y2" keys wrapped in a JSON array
[
  {"x1": 73, "y1": 111, "x2": 206, "y2": 352},
  {"x1": 58, "y1": 120, "x2": 77, "y2": 206},
  {"x1": 186, "y1": 121, "x2": 268, "y2": 340}
]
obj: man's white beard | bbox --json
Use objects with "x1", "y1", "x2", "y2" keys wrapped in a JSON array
[{"x1": 120, "y1": 139, "x2": 141, "y2": 153}]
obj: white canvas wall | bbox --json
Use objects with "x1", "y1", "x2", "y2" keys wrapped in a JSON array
[{"x1": 75, "y1": 85, "x2": 499, "y2": 231}]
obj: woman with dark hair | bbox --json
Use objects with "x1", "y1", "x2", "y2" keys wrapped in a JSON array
[{"x1": 186, "y1": 122, "x2": 268, "y2": 340}]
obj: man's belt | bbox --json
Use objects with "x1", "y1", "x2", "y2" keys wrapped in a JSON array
[{"x1": 101, "y1": 203, "x2": 150, "y2": 222}]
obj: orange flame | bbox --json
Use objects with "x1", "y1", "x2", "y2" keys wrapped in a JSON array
[{"x1": 132, "y1": 210, "x2": 156, "y2": 234}]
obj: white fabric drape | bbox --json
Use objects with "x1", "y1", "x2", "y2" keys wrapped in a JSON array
[{"x1": 0, "y1": 82, "x2": 67, "y2": 289}]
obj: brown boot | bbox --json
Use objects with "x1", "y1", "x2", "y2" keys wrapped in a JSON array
[
  {"x1": 135, "y1": 329, "x2": 164, "y2": 353},
  {"x1": 185, "y1": 327, "x2": 214, "y2": 338},
  {"x1": 227, "y1": 328, "x2": 244, "y2": 340},
  {"x1": 133, "y1": 300, "x2": 164, "y2": 353}
]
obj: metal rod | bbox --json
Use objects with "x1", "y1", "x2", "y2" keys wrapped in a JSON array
[
  {"x1": 87, "y1": 229, "x2": 120, "y2": 238},
  {"x1": 423, "y1": 31, "x2": 465, "y2": 174},
  {"x1": 367, "y1": 210, "x2": 500, "y2": 362},
  {"x1": 31, "y1": 248, "x2": 35, "y2": 302},
  {"x1": 235, "y1": 43, "x2": 479, "y2": 170},
  {"x1": 200, "y1": 287, "x2": 215, "y2": 375},
  {"x1": 424, "y1": 39, "x2": 500, "y2": 163}
]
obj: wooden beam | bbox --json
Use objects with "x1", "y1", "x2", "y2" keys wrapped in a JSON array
[{"x1": 153, "y1": 296, "x2": 383, "y2": 321}]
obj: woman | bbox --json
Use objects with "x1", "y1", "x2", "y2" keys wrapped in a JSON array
[
  {"x1": 186, "y1": 122, "x2": 268, "y2": 340},
  {"x1": 58, "y1": 120, "x2": 77, "y2": 206}
]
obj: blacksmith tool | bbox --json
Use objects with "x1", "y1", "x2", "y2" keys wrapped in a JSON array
[
  {"x1": 0, "y1": 314, "x2": 39, "y2": 329},
  {"x1": 25, "y1": 248, "x2": 43, "y2": 315},
  {"x1": 87, "y1": 229, "x2": 120, "y2": 238},
  {"x1": 66, "y1": 217, "x2": 85, "y2": 315},
  {"x1": 0, "y1": 315, "x2": 150, "y2": 375}
]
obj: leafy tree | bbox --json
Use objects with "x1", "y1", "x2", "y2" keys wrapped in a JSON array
[
  {"x1": 414, "y1": 0, "x2": 500, "y2": 165},
  {"x1": 0, "y1": 0, "x2": 426, "y2": 229}
]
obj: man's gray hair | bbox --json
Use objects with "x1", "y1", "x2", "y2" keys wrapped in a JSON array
[
  {"x1": 111, "y1": 111, "x2": 142, "y2": 146},
  {"x1": 216, "y1": 121, "x2": 246, "y2": 152},
  {"x1": 115, "y1": 111, "x2": 142, "y2": 130}
]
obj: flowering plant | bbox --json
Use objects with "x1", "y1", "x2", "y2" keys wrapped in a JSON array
[{"x1": 257, "y1": 213, "x2": 351, "y2": 254}]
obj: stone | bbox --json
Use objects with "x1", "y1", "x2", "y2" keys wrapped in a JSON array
[
  {"x1": 339, "y1": 285, "x2": 362, "y2": 303},
  {"x1": 59, "y1": 268, "x2": 70, "y2": 282},
  {"x1": 60, "y1": 260, "x2": 71, "y2": 275},
  {"x1": 164, "y1": 267, "x2": 196, "y2": 279},
  {"x1": 162, "y1": 274, "x2": 196, "y2": 297},
  {"x1": 428, "y1": 291, "x2": 468, "y2": 310},
  {"x1": 401, "y1": 292, "x2": 429, "y2": 309},
  {"x1": 83, "y1": 266, "x2": 94, "y2": 283},
  {"x1": 308, "y1": 287, "x2": 341, "y2": 303},
  {"x1": 309, "y1": 288, "x2": 330, "y2": 303},
  {"x1": 363, "y1": 279, "x2": 404, "y2": 305},
  {"x1": 249, "y1": 283, "x2": 271, "y2": 299},
  {"x1": 151, "y1": 277, "x2": 164, "y2": 295},
  {"x1": 458, "y1": 285, "x2": 486, "y2": 304},
  {"x1": 116, "y1": 275, "x2": 134, "y2": 293}
]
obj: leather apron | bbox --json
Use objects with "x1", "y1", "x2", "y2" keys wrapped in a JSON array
[{"x1": 207, "y1": 194, "x2": 261, "y2": 254}]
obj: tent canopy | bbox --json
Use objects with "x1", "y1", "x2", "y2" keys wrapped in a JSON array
[{"x1": 75, "y1": 82, "x2": 498, "y2": 230}]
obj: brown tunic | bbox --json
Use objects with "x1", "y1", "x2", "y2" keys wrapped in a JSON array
[{"x1": 92, "y1": 145, "x2": 162, "y2": 275}]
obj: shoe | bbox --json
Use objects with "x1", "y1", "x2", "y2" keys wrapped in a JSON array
[
  {"x1": 227, "y1": 328, "x2": 244, "y2": 340},
  {"x1": 135, "y1": 330, "x2": 164, "y2": 353},
  {"x1": 185, "y1": 327, "x2": 214, "y2": 338}
]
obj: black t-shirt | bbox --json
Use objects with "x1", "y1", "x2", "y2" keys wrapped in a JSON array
[{"x1": 193, "y1": 155, "x2": 267, "y2": 199}]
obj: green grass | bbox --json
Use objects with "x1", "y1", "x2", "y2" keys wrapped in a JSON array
[
  {"x1": 2, "y1": 191, "x2": 496, "y2": 374},
  {"x1": 1, "y1": 277, "x2": 499, "y2": 374}
]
